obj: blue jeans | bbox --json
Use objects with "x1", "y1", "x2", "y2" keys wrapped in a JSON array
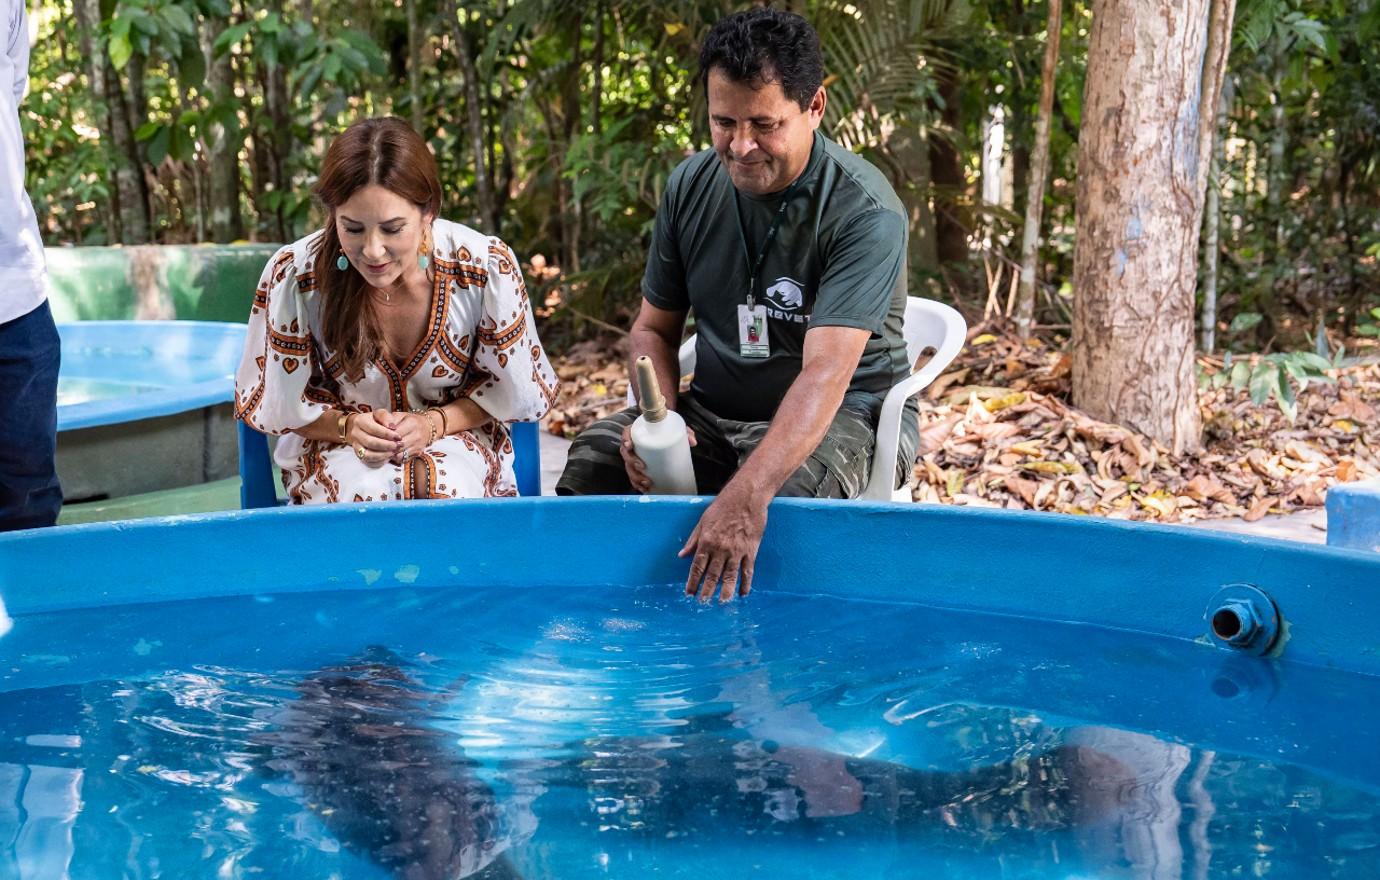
[{"x1": 0, "y1": 300, "x2": 62, "y2": 531}]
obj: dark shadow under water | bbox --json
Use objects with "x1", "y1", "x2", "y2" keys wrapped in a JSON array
[{"x1": 257, "y1": 653, "x2": 1175, "y2": 880}]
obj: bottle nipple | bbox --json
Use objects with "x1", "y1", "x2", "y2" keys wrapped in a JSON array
[{"x1": 635, "y1": 356, "x2": 667, "y2": 422}]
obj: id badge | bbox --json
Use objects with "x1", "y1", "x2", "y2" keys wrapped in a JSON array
[{"x1": 738, "y1": 304, "x2": 770, "y2": 358}]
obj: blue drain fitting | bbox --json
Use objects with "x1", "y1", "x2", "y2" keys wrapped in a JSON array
[{"x1": 1205, "y1": 584, "x2": 1281, "y2": 655}]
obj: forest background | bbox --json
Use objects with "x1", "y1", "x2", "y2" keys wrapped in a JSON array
[{"x1": 20, "y1": 0, "x2": 1380, "y2": 520}]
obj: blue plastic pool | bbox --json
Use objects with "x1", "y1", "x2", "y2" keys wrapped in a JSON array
[
  {"x1": 55, "y1": 321, "x2": 245, "y2": 501},
  {"x1": 2, "y1": 499, "x2": 1379, "y2": 878},
  {"x1": 56, "y1": 321, "x2": 245, "y2": 432}
]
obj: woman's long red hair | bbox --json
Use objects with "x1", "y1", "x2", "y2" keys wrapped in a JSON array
[{"x1": 312, "y1": 117, "x2": 442, "y2": 380}]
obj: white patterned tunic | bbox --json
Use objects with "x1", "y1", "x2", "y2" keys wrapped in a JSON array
[{"x1": 235, "y1": 219, "x2": 559, "y2": 503}]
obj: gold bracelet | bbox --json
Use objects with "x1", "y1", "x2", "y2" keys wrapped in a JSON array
[
  {"x1": 427, "y1": 406, "x2": 450, "y2": 438},
  {"x1": 414, "y1": 409, "x2": 438, "y2": 446}
]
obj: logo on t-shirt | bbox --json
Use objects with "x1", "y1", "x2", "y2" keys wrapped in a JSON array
[{"x1": 765, "y1": 277, "x2": 806, "y2": 311}]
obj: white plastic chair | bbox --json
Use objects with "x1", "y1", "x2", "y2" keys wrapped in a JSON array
[
  {"x1": 629, "y1": 297, "x2": 967, "y2": 502},
  {"x1": 864, "y1": 297, "x2": 967, "y2": 500}
]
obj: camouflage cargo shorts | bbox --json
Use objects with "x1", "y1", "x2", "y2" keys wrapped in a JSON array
[{"x1": 555, "y1": 389, "x2": 919, "y2": 499}]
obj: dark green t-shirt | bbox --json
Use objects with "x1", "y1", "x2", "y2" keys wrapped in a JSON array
[{"x1": 642, "y1": 131, "x2": 909, "y2": 422}]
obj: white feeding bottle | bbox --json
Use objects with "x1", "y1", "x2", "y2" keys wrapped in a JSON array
[{"x1": 629, "y1": 356, "x2": 697, "y2": 495}]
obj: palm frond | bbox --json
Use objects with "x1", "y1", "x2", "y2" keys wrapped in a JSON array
[{"x1": 810, "y1": 0, "x2": 970, "y2": 150}]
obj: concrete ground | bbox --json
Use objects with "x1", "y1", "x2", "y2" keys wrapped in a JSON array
[
  {"x1": 1182, "y1": 507, "x2": 1327, "y2": 545},
  {"x1": 539, "y1": 429, "x2": 573, "y2": 495},
  {"x1": 539, "y1": 428, "x2": 1332, "y2": 545}
]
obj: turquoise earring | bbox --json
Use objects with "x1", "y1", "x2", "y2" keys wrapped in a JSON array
[{"x1": 336, "y1": 253, "x2": 349, "y2": 271}]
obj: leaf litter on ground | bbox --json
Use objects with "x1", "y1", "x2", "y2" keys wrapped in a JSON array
[{"x1": 914, "y1": 323, "x2": 1379, "y2": 522}]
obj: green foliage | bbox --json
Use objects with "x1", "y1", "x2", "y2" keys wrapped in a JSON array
[
  {"x1": 1202, "y1": 349, "x2": 1337, "y2": 421},
  {"x1": 564, "y1": 120, "x2": 660, "y2": 224},
  {"x1": 1357, "y1": 308, "x2": 1380, "y2": 339},
  {"x1": 1236, "y1": 0, "x2": 1331, "y2": 54},
  {"x1": 1206, "y1": 0, "x2": 1380, "y2": 349},
  {"x1": 814, "y1": 0, "x2": 966, "y2": 150},
  {"x1": 21, "y1": 19, "x2": 113, "y2": 244},
  {"x1": 17, "y1": 0, "x2": 1380, "y2": 349},
  {"x1": 1229, "y1": 312, "x2": 1264, "y2": 336}
]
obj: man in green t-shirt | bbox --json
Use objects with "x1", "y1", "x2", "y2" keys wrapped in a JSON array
[{"x1": 557, "y1": 8, "x2": 918, "y2": 603}]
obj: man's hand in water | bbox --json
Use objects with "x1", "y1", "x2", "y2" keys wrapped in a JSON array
[
  {"x1": 676, "y1": 325, "x2": 872, "y2": 604},
  {"x1": 679, "y1": 478, "x2": 769, "y2": 603}
]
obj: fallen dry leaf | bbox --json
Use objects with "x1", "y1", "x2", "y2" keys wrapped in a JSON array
[
  {"x1": 1244, "y1": 496, "x2": 1277, "y2": 522},
  {"x1": 1330, "y1": 392, "x2": 1376, "y2": 422}
]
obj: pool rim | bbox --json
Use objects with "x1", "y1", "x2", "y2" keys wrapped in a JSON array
[{"x1": 3, "y1": 496, "x2": 1378, "y2": 676}]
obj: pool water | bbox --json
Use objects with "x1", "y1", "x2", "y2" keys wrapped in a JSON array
[{"x1": 0, "y1": 584, "x2": 1377, "y2": 879}]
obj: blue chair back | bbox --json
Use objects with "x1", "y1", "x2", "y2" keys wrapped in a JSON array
[{"x1": 237, "y1": 420, "x2": 542, "y2": 508}]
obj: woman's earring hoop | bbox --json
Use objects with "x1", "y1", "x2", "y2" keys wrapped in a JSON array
[{"x1": 336, "y1": 253, "x2": 349, "y2": 271}]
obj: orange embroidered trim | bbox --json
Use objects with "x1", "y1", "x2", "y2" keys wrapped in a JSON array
[{"x1": 478, "y1": 314, "x2": 527, "y2": 352}]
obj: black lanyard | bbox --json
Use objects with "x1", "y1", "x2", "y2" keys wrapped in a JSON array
[{"x1": 733, "y1": 178, "x2": 801, "y2": 309}]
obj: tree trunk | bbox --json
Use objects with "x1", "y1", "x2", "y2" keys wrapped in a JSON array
[
  {"x1": 1260, "y1": 54, "x2": 1287, "y2": 344},
  {"x1": 1006, "y1": 0, "x2": 1031, "y2": 213},
  {"x1": 249, "y1": 132, "x2": 269, "y2": 238},
  {"x1": 257, "y1": 0, "x2": 291, "y2": 241},
  {"x1": 128, "y1": 50, "x2": 154, "y2": 239},
  {"x1": 930, "y1": 73, "x2": 968, "y2": 263},
  {"x1": 108, "y1": 64, "x2": 151, "y2": 243},
  {"x1": 1070, "y1": 0, "x2": 1235, "y2": 454},
  {"x1": 872, "y1": 128, "x2": 938, "y2": 276},
  {"x1": 1338, "y1": 159, "x2": 1362, "y2": 334},
  {"x1": 1199, "y1": 157, "x2": 1222, "y2": 354},
  {"x1": 909, "y1": 132, "x2": 938, "y2": 271},
  {"x1": 203, "y1": 17, "x2": 244, "y2": 242},
  {"x1": 72, "y1": 0, "x2": 122, "y2": 242},
  {"x1": 1199, "y1": 78, "x2": 1232, "y2": 352},
  {"x1": 175, "y1": 86, "x2": 206, "y2": 243},
  {"x1": 591, "y1": 1, "x2": 604, "y2": 137},
  {"x1": 407, "y1": 0, "x2": 424, "y2": 134},
  {"x1": 227, "y1": 2, "x2": 266, "y2": 239},
  {"x1": 445, "y1": 0, "x2": 498, "y2": 232},
  {"x1": 1014, "y1": 0, "x2": 1062, "y2": 340},
  {"x1": 559, "y1": 16, "x2": 585, "y2": 274}
]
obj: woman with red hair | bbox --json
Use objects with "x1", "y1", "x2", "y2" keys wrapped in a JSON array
[{"x1": 235, "y1": 117, "x2": 558, "y2": 503}]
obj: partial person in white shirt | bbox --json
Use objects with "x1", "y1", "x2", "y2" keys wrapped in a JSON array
[{"x1": 0, "y1": 0, "x2": 61, "y2": 532}]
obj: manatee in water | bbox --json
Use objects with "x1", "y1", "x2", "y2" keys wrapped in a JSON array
[
  {"x1": 257, "y1": 652, "x2": 530, "y2": 880},
  {"x1": 262, "y1": 659, "x2": 1151, "y2": 877},
  {"x1": 538, "y1": 712, "x2": 1140, "y2": 845}
]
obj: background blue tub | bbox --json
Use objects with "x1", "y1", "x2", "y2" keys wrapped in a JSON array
[{"x1": 55, "y1": 320, "x2": 245, "y2": 502}]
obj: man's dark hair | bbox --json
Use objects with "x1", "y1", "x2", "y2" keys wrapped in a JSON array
[{"x1": 697, "y1": 8, "x2": 824, "y2": 111}]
